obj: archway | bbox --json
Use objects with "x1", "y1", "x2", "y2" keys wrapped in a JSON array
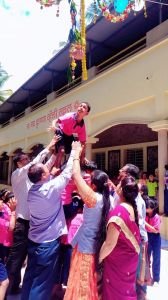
[{"x1": 92, "y1": 123, "x2": 158, "y2": 177}]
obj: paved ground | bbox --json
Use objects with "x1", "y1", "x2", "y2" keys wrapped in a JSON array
[{"x1": 7, "y1": 239, "x2": 168, "y2": 300}]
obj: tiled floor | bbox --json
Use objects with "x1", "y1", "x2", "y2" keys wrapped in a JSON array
[{"x1": 7, "y1": 239, "x2": 168, "y2": 300}]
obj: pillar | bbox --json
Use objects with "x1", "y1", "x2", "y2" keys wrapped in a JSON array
[
  {"x1": 148, "y1": 120, "x2": 168, "y2": 213},
  {"x1": 158, "y1": 130, "x2": 168, "y2": 213},
  {"x1": 85, "y1": 137, "x2": 99, "y2": 161}
]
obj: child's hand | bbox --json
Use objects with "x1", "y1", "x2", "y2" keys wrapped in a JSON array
[
  {"x1": 72, "y1": 141, "x2": 82, "y2": 155},
  {"x1": 47, "y1": 125, "x2": 56, "y2": 132},
  {"x1": 8, "y1": 198, "x2": 17, "y2": 212},
  {"x1": 108, "y1": 179, "x2": 117, "y2": 191}
]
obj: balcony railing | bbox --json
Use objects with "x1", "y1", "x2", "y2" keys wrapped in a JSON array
[{"x1": 97, "y1": 37, "x2": 146, "y2": 75}]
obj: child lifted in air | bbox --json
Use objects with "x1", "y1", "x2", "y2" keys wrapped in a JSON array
[{"x1": 48, "y1": 101, "x2": 91, "y2": 167}]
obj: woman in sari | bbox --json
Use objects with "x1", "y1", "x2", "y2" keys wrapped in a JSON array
[
  {"x1": 99, "y1": 176, "x2": 140, "y2": 300},
  {"x1": 64, "y1": 144, "x2": 112, "y2": 300}
]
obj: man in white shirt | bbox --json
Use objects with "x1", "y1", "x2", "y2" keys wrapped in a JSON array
[{"x1": 6, "y1": 136, "x2": 57, "y2": 294}]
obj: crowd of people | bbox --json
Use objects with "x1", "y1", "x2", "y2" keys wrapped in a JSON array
[{"x1": 0, "y1": 101, "x2": 164, "y2": 300}]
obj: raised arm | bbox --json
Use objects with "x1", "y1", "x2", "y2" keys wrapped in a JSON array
[
  {"x1": 44, "y1": 135, "x2": 61, "y2": 171},
  {"x1": 72, "y1": 145, "x2": 96, "y2": 207},
  {"x1": 20, "y1": 136, "x2": 58, "y2": 173},
  {"x1": 44, "y1": 141, "x2": 82, "y2": 193}
]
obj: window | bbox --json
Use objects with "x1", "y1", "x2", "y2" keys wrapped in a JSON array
[
  {"x1": 95, "y1": 152, "x2": 105, "y2": 171},
  {"x1": 147, "y1": 146, "x2": 158, "y2": 175},
  {"x1": 126, "y1": 148, "x2": 143, "y2": 171},
  {"x1": 108, "y1": 150, "x2": 120, "y2": 177}
]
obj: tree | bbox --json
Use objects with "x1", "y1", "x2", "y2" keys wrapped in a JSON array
[
  {"x1": 0, "y1": 63, "x2": 12, "y2": 103},
  {"x1": 85, "y1": 1, "x2": 101, "y2": 25}
]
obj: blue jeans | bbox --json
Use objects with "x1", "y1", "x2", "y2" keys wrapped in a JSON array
[
  {"x1": 148, "y1": 233, "x2": 161, "y2": 282},
  {"x1": 21, "y1": 238, "x2": 60, "y2": 300}
]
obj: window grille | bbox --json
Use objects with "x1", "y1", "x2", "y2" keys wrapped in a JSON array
[
  {"x1": 126, "y1": 149, "x2": 143, "y2": 171},
  {"x1": 95, "y1": 152, "x2": 106, "y2": 171}
]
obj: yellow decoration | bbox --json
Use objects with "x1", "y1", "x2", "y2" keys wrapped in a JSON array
[
  {"x1": 71, "y1": 60, "x2": 77, "y2": 69},
  {"x1": 80, "y1": 0, "x2": 87, "y2": 81}
]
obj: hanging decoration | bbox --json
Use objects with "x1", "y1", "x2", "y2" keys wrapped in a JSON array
[
  {"x1": 36, "y1": 0, "x2": 61, "y2": 17},
  {"x1": 132, "y1": 0, "x2": 147, "y2": 17},
  {"x1": 68, "y1": 0, "x2": 87, "y2": 81},
  {"x1": 132, "y1": 0, "x2": 145, "y2": 11},
  {"x1": 80, "y1": 0, "x2": 87, "y2": 81},
  {"x1": 96, "y1": 0, "x2": 133, "y2": 23}
]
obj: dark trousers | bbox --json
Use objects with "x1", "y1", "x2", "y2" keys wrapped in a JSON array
[
  {"x1": 6, "y1": 218, "x2": 29, "y2": 292},
  {"x1": 164, "y1": 188, "x2": 168, "y2": 215},
  {"x1": 53, "y1": 244, "x2": 72, "y2": 285},
  {"x1": 0, "y1": 244, "x2": 10, "y2": 264},
  {"x1": 21, "y1": 238, "x2": 60, "y2": 300},
  {"x1": 55, "y1": 128, "x2": 76, "y2": 154},
  {"x1": 147, "y1": 232, "x2": 161, "y2": 282}
]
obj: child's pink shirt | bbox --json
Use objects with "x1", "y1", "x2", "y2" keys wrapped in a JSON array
[
  {"x1": 0, "y1": 203, "x2": 13, "y2": 246},
  {"x1": 145, "y1": 214, "x2": 161, "y2": 233},
  {"x1": 58, "y1": 112, "x2": 86, "y2": 143}
]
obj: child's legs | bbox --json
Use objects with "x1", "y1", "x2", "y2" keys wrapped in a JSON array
[
  {"x1": 63, "y1": 134, "x2": 74, "y2": 155},
  {"x1": 152, "y1": 234, "x2": 161, "y2": 282},
  {"x1": 54, "y1": 128, "x2": 65, "y2": 167},
  {"x1": 54, "y1": 147, "x2": 65, "y2": 168}
]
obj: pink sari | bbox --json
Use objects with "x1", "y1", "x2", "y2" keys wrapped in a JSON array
[{"x1": 102, "y1": 205, "x2": 140, "y2": 300}]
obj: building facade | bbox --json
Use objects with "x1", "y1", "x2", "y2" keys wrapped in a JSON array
[{"x1": 0, "y1": 22, "x2": 168, "y2": 237}]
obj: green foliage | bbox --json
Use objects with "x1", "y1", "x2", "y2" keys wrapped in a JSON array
[
  {"x1": 0, "y1": 63, "x2": 12, "y2": 103},
  {"x1": 0, "y1": 64, "x2": 8, "y2": 88},
  {"x1": 86, "y1": 0, "x2": 114, "y2": 25}
]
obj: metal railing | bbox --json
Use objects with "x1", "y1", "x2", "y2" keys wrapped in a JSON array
[
  {"x1": 1, "y1": 120, "x2": 10, "y2": 128},
  {"x1": 14, "y1": 111, "x2": 25, "y2": 121},
  {"x1": 31, "y1": 97, "x2": 47, "y2": 111},
  {"x1": 56, "y1": 76, "x2": 82, "y2": 97},
  {"x1": 97, "y1": 37, "x2": 146, "y2": 75}
]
